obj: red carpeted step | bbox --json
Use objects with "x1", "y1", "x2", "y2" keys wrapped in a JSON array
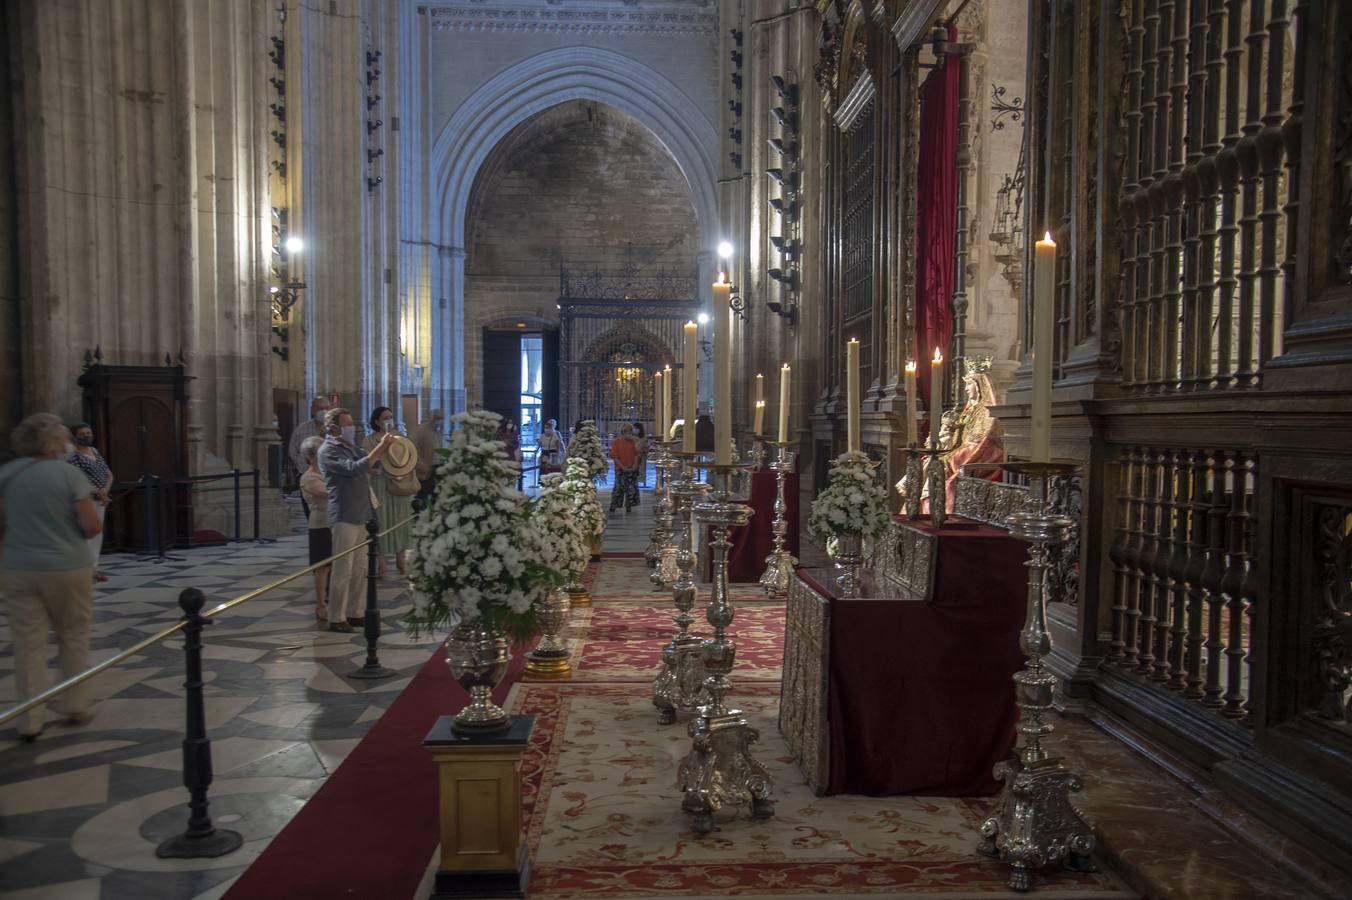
[{"x1": 224, "y1": 640, "x2": 530, "y2": 900}]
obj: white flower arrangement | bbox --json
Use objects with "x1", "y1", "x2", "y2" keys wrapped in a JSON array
[
  {"x1": 808, "y1": 450, "x2": 892, "y2": 544},
  {"x1": 533, "y1": 473, "x2": 590, "y2": 582},
  {"x1": 404, "y1": 409, "x2": 563, "y2": 641},
  {"x1": 568, "y1": 420, "x2": 608, "y2": 482},
  {"x1": 559, "y1": 457, "x2": 606, "y2": 540}
]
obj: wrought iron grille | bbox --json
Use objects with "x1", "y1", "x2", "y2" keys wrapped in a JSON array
[
  {"x1": 560, "y1": 265, "x2": 699, "y2": 302},
  {"x1": 1107, "y1": 445, "x2": 1257, "y2": 722},
  {"x1": 842, "y1": 104, "x2": 875, "y2": 324},
  {"x1": 1116, "y1": 0, "x2": 1294, "y2": 391}
]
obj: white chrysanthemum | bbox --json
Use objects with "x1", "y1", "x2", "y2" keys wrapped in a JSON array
[
  {"x1": 808, "y1": 451, "x2": 891, "y2": 544},
  {"x1": 404, "y1": 408, "x2": 563, "y2": 639}
]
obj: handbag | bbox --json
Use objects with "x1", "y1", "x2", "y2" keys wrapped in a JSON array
[{"x1": 388, "y1": 469, "x2": 420, "y2": 497}]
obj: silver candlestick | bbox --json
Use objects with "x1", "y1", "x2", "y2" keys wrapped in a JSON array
[
  {"x1": 652, "y1": 453, "x2": 710, "y2": 724},
  {"x1": 978, "y1": 461, "x2": 1097, "y2": 892},
  {"x1": 678, "y1": 462, "x2": 773, "y2": 834},
  {"x1": 646, "y1": 439, "x2": 679, "y2": 588},
  {"x1": 926, "y1": 442, "x2": 949, "y2": 528},
  {"x1": 898, "y1": 443, "x2": 924, "y2": 518},
  {"x1": 758, "y1": 441, "x2": 797, "y2": 599}
]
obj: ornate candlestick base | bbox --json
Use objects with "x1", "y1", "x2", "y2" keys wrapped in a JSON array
[
  {"x1": 977, "y1": 461, "x2": 1096, "y2": 892},
  {"x1": 678, "y1": 463, "x2": 773, "y2": 834},
  {"x1": 648, "y1": 440, "x2": 679, "y2": 589},
  {"x1": 524, "y1": 588, "x2": 572, "y2": 679},
  {"x1": 653, "y1": 454, "x2": 711, "y2": 724},
  {"x1": 758, "y1": 441, "x2": 797, "y2": 599}
]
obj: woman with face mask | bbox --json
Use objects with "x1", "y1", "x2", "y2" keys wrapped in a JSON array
[
  {"x1": 67, "y1": 423, "x2": 114, "y2": 582},
  {"x1": 362, "y1": 407, "x2": 414, "y2": 578},
  {"x1": 538, "y1": 418, "x2": 564, "y2": 475}
]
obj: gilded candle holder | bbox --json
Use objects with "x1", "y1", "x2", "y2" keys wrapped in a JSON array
[
  {"x1": 652, "y1": 452, "x2": 711, "y2": 724},
  {"x1": 977, "y1": 460, "x2": 1097, "y2": 892},
  {"x1": 758, "y1": 441, "x2": 797, "y2": 599},
  {"x1": 678, "y1": 461, "x2": 773, "y2": 834}
]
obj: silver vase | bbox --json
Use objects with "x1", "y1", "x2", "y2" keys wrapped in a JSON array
[
  {"x1": 445, "y1": 620, "x2": 511, "y2": 732},
  {"x1": 524, "y1": 588, "x2": 572, "y2": 679},
  {"x1": 830, "y1": 532, "x2": 865, "y2": 598}
]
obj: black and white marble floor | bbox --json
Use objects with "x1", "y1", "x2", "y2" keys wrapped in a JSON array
[{"x1": 0, "y1": 500, "x2": 438, "y2": 900}]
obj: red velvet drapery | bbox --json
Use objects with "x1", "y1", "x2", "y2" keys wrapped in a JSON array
[{"x1": 913, "y1": 25, "x2": 960, "y2": 416}]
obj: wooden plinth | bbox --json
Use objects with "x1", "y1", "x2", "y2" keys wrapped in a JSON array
[{"x1": 424, "y1": 714, "x2": 535, "y2": 899}]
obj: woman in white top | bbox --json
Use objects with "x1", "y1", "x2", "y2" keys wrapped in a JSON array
[{"x1": 299, "y1": 436, "x2": 330, "y2": 621}]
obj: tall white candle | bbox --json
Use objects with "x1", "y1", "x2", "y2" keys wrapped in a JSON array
[
  {"x1": 712, "y1": 274, "x2": 732, "y2": 465},
  {"x1": 778, "y1": 364, "x2": 791, "y2": 443},
  {"x1": 904, "y1": 360, "x2": 919, "y2": 447},
  {"x1": 653, "y1": 371, "x2": 664, "y2": 441},
  {"x1": 683, "y1": 321, "x2": 698, "y2": 452},
  {"x1": 1032, "y1": 232, "x2": 1056, "y2": 462},
  {"x1": 846, "y1": 339, "x2": 861, "y2": 453},
  {"x1": 754, "y1": 373, "x2": 765, "y2": 436},
  {"x1": 930, "y1": 348, "x2": 944, "y2": 450},
  {"x1": 661, "y1": 364, "x2": 672, "y2": 440}
]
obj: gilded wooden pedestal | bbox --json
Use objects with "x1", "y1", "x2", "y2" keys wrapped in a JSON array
[{"x1": 423, "y1": 715, "x2": 535, "y2": 899}]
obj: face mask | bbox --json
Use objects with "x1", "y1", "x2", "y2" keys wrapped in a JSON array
[
  {"x1": 432, "y1": 420, "x2": 444, "y2": 432},
  {"x1": 315, "y1": 410, "x2": 328, "y2": 424},
  {"x1": 341, "y1": 425, "x2": 356, "y2": 443},
  {"x1": 76, "y1": 435, "x2": 95, "y2": 447},
  {"x1": 381, "y1": 419, "x2": 394, "y2": 432}
]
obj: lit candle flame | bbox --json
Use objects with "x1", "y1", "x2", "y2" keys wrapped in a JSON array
[
  {"x1": 1039, "y1": 231, "x2": 1055, "y2": 246},
  {"x1": 932, "y1": 348, "x2": 943, "y2": 364},
  {"x1": 716, "y1": 272, "x2": 727, "y2": 285},
  {"x1": 904, "y1": 360, "x2": 917, "y2": 374}
]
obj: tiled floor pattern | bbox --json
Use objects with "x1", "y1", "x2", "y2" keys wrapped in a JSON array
[{"x1": 0, "y1": 500, "x2": 439, "y2": 900}]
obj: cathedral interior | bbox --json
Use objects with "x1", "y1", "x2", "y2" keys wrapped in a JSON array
[{"x1": 2, "y1": 0, "x2": 1351, "y2": 898}]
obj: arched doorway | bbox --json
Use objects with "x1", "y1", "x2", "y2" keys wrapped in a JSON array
[{"x1": 575, "y1": 322, "x2": 674, "y2": 438}]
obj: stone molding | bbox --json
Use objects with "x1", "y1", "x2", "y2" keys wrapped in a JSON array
[{"x1": 428, "y1": 4, "x2": 717, "y2": 35}]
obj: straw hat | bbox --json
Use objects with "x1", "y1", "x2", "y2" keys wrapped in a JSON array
[{"x1": 382, "y1": 434, "x2": 419, "y2": 478}]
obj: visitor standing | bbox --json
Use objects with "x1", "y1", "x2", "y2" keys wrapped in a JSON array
[
  {"x1": 289, "y1": 396, "x2": 333, "y2": 516},
  {"x1": 318, "y1": 407, "x2": 394, "y2": 633},
  {"x1": 538, "y1": 418, "x2": 565, "y2": 475},
  {"x1": 362, "y1": 407, "x2": 413, "y2": 578},
  {"x1": 67, "y1": 422, "x2": 114, "y2": 582},
  {"x1": 632, "y1": 421, "x2": 648, "y2": 487},
  {"x1": 609, "y1": 424, "x2": 641, "y2": 513},
  {"x1": 0, "y1": 413, "x2": 104, "y2": 741},
  {"x1": 299, "y1": 436, "x2": 331, "y2": 621},
  {"x1": 496, "y1": 417, "x2": 522, "y2": 464},
  {"x1": 412, "y1": 409, "x2": 445, "y2": 502}
]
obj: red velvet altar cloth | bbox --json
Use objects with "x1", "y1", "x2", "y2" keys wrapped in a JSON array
[
  {"x1": 728, "y1": 470, "x2": 800, "y2": 583},
  {"x1": 805, "y1": 516, "x2": 1027, "y2": 796}
]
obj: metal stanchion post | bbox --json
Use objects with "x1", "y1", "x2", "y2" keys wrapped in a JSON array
[
  {"x1": 349, "y1": 518, "x2": 396, "y2": 679},
  {"x1": 252, "y1": 469, "x2": 261, "y2": 541},
  {"x1": 156, "y1": 588, "x2": 244, "y2": 859},
  {"x1": 141, "y1": 474, "x2": 155, "y2": 558},
  {"x1": 232, "y1": 469, "x2": 241, "y2": 542}
]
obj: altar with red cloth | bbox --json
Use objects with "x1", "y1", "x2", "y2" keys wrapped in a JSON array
[
  {"x1": 727, "y1": 469, "x2": 799, "y2": 583},
  {"x1": 778, "y1": 516, "x2": 1028, "y2": 796}
]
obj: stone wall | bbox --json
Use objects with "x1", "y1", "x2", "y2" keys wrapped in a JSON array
[{"x1": 462, "y1": 100, "x2": 699, "y2": 405}]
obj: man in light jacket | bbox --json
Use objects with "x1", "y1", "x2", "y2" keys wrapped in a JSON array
[{"x1": 318, "y1": 407, "x2": 394, "y2": 632}]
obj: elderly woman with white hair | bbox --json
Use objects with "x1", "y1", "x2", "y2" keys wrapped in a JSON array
[{"x1": 0, "y1": 413, "x2": 104, "y2": 741}]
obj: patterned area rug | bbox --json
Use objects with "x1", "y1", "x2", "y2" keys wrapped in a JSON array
[
  {"x1": 566, "y1": 605, "x2": 784, "y2": 683},
  {"x1": 508, "y1": 682, "x2": 1130, "y2": 898},
  {"x1": 590, "y1": 559, "x2": 780, "y2": 606}
]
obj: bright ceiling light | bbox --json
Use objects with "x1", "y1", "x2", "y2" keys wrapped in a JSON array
[
  {"x1": 284, "y1": 235, "x2": 304, "y2": 254},
  {"x1": 717, "y1": 241, "x2": 734, "y2": 259},
  {"x1": 697, "y1": 312, "x2": 710, "y2": 325}
]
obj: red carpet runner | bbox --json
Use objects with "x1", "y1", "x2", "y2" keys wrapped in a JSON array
[{"x1": 222, "y1": 643, "x2": 529, "y2": 900}]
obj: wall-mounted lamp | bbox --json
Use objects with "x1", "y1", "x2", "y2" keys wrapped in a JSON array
[
  {"x1": 717, "y1": 241, "x2": 734, "y2": 260},
  {"x1": 697, "y1": 312, "x2": 711, "y2": 325},
  {"x1": 366, "y1": 119, "x2": 383, "y2": 134},
  {"x1": 769, "y1": 197, "x2": 799, "y2": 220},
  {"x1": 284, "y1": 235, "x2": 304, "y2": 254},
  {"x1": 771, "y1": 106, "x2": 799, "y2": 133},
  {"x1": 768, "y1": 268, "x2": 797, "y2": 290},
  {"x1": 367, "y1": 175, "x2": 383, "y2": 192},
  {"x1": 767, "y1": 137, "x2": 798, "y2": 158}
]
